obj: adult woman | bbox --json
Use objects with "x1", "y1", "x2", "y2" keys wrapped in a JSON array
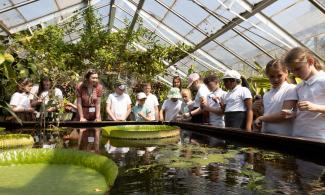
[{"x1": 76, "y1": 69, "x2": 103, "y2": 152}]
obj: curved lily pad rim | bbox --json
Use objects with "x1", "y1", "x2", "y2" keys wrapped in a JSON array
[{"x1": 0, "y1": 148, "x2": 118, "y2": 189}]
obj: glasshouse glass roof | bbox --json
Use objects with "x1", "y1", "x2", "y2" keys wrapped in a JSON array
[{"x1": 0, "y1": 0, "x2": 324, "y2": 85}]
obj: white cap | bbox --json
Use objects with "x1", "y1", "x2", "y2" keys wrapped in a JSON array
[
  {"x1": 137, "y1": 92, "x2": 147, "y2": 100},
  {"x1": 223, "y1": 70, "x2": 241, "y2": 80}
]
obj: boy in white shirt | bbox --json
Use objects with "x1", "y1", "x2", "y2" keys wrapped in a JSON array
[
  {"x1": 143, "y1": 83, "x2": 159, "y2": 121},
  {"x1": 106, "y1": 82, "x2": 131, "y2": 121},
  {"x1": 160, "y1": 88, "x2": 182, "y2": 122},
  {"x1": 183, "y1": 73, "x2": 210, "y2": 123},
  {"x1": 202, "y1": 75, "x2": 227, "y2": 127}
]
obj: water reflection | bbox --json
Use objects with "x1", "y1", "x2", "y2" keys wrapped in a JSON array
[{"x1": 71, "y1": 129, "x2": 325, "y2": 194}]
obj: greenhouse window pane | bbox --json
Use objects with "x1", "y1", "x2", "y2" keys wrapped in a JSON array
[
  {"x1": 116, "y1": 0, "x2": 136, "y2": 16},
  {"x1": 142, "y1": 0, "x2": 168, "y2": 21},
  {"x1": 185, "y1": 29, "x2": 206, "y2": 44},
  {"x1": 0, "y1": 0, "x2": 13, "y2": 10},
  {"x1": 114, "y1": 17, "x2": 127, "y2": 29},
  {"x1": 196, "y1": 15, "x2": 224, "y2": 36},
  {"x1": 172, "y1": 0, "x2": 208, "y2": 25},
  {"x1": 56, "y1": 0, "x2": 83, "y2": 9},
  {"x1": 155, "y1": 25, "x2": 182, "y2": 44},
  {"x1": 17, "y1": 0, "x2": 57, "y2": 20},
  {"x1": 238, "y1": 16, "x2": 291, "y2": 52},
  {"x1": 197, "y1": 0, "x2": 245, "y2": 22},
  {"x1": 201, "y1": 41, "x2": 237, "y2": 65},
  {"x1": 0, "y1": 9, "x2": 25, "y2": 27},
  {"x1": 161, "y1": 12, "x2": 193, "y2": 36},
  {"x1": 262, "y1": 0, "x2": 325, "y2": 58},
  {"x1": 115, "y1": 7, "x2": 133, "y2": 23},
  {"x1": 246, "y1": 0, "x2": 263, "y2": 5},
  {"x1": 216, "y1": 31, "x2": 264, "y2": 66}
]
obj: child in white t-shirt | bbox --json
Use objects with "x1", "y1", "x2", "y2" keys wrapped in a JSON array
[
  {"x1": 160, "y1": 88, "x2": 182, "y2": 122},
  {"x1": 10, "y1": 78, "x2": 35, "y2": 121},
  {"x1": 143, "y1": 83, "x2": 159, "y2": 121},
  {"x1": 202, "y1": 75, "x2": 227, "y2": 128},
  {"x1": 283, "y1": 47, "x2": 325, "y2": 139},
  {"x1": 222, "y1": 70, "x2": 253, "y2": 131},
  {"x1": 106, "y1": 82, "x2": 132, "y2": 121},
  {"x1": 254, "y1": 59, "x2": 297, "y2": 136},
  {"x1": 183, "y1": 73, "x2": 210, "y2": 123}
]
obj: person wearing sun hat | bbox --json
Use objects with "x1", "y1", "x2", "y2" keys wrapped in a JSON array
[
  {"x1": 183, "y1": 73, "x2": 210, "y2": 123},
  {"x1": 106, "y1": 81, "x2": 132, "y2": 121},
  {"x1": 132, "y1": 92, "x2": 152, "y2": 121},
  {"x1": 159, "y1": 87, "x2": 183, "y2": 122},
  {"x1": 222, "y1": 70, "x2": 253, "y2": 131}
]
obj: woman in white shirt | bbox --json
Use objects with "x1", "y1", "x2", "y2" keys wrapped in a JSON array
[
  {"x1": 10, "y1": 78, "x2": 35, "y2": 121},
  {"x1": 222, "y1": 70, "x2": 253, "y2": 131}
]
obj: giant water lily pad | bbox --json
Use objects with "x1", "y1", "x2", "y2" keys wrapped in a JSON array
[
  {"x1": 102, "y1": 125, "x2": 180, "y2": 139},
  {"x1": 109, "y1": 136, "x2": 180, "y2": 147},
  {"x1": 0, "y1": 149, "x2": 118, "y2": 194},
  {"x1": 0, "y1": 134, "x2": 34, "y2": 149}
]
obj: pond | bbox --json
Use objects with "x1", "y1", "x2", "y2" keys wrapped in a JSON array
[
  {"x1": 2, "y1": 127, "x2": 325, "y2": 195},
  {"x1": 94, "y1": 129, "x2": 325, "y2": 195}
]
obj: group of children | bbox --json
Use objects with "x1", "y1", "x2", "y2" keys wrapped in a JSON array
[{"x1": 8, "y1": 47, "x2": 325, "y2": 140}]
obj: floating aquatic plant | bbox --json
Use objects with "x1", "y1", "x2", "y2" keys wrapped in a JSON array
[{"x1": 102, "y1": 125, "x2": 180, "y2": 139}]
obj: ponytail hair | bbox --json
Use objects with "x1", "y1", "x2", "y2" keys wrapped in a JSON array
[
  {"x1": 283, "y1": 47, "x2": 324, "y2": 71},
  {"x1": 240, "y1": 76, "x2": 250, "y2": 89}
]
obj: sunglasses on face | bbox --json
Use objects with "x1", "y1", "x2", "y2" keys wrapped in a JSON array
[{"x1": 223, "y1": 78, "x2": 236, "y2": 83}]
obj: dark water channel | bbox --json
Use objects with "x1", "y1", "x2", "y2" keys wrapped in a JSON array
[{"x1": 83, "y1": 130, "x2": 325, "y2": 195}]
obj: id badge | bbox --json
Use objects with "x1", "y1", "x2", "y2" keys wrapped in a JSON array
[{"x1": 89, "y1": 107, "x2": 95, "y2": 113}]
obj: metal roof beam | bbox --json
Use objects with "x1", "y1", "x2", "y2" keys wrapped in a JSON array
[
  {"x1": 190, "y1": 0, "x2": 277, "y2": 53},
  {"x1": 0, "y1": 20, "x2": 11, "y2": 35},
  {"x1": 308, "y1": 0, "x2": 325, "y2": 14},
  {"x1": 125, "y1": 0, "x2": 145, "y2": 40},
  {"x1": 155, "y1": 0, "x2": 258, "y2": 71},
  {"x1": 108, "y1": 0, "x2": 116, "y2": 32}
]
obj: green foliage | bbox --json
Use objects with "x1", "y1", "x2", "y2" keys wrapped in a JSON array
[
  {"x1": 240, "y1": 164, "x2": 266, "y2": 195},
  {"x1": 125, "y1": 144, "x2": 238, "y2": 174},
  {"x1": 0, "y1": 148, "x2": 118, "y2": 188},
  {"x1": 0, "y1": 6, "x2": 191, "y2": 119},
  {"x1": 102, "y1": 125, "x2": 180, "y2": 139}
]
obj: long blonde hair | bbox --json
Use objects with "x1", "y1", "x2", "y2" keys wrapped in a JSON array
[{"x1": 283, "y1": 47, "x2": 324, "y2": 71}]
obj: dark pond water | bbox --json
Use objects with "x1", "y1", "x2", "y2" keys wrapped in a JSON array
[
  {"x1": 6, "y1": 128, "x2": 325, "y2": 195},
  {"x1": 87, "y1": 130, "x2": 325, "y2": 195}
]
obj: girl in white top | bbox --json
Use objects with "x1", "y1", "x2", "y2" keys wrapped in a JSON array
[
  {"x1": 283, "y1": 47, "x2": 325, "y2": 140},
  {"x1": 160, "y1": 88, "x2": 182, "y2": 122},
  {"x1": 106, "y1": 83, "x2": 132, "y2": 121},
  {"x1": 222, "y1": 70, "x2": 253, "y2": 131},
  {"x1": 10, "y1": 78, "x2": 35, "y2": 121},
  {"x1": 202, "y1": 74, "x2": 227, "y2": 127},
  {"x1": 30, "y1": 77, "x2": 63, "y2": 112},
  {"x1": 254, "y1": 59, "x2": 298, "y2": 136},
  {"x1": 143, "y1": 83, "x2": 159, "y2": 121}
]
